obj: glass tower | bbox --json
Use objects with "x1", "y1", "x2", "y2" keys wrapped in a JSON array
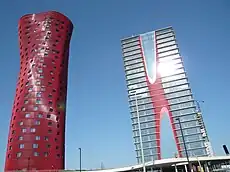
[
  {"x1": 5, "y1": 11, "x2": 73, "y2": 171},
  {"x1": 121, "y1": 27, "x2": 213, "y2": 163}
]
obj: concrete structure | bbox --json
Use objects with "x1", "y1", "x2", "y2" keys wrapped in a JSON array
[
  {"x1": 121, "y1": 27, "x2": 213, "y2": 163},
  {"x1": 5, "y1": 11, "x2": 73, "y2": 171},
  {"x1": 5, "y1": 156, "x2": 230, "y2": 172}
]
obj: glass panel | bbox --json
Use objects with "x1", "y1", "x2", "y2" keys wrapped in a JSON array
[
  {"x1": 123, "y1": 45, "x2": 140, "y2": 53},
  {"x1": 158, "y1": 49, "x2": 179, "y2": 58},
  {"x1": 157, "y1": 40, "x2": 176, "y2": 48},
  {"x1": 157, "y1": 36, "x2": 175, "y2": 44}
]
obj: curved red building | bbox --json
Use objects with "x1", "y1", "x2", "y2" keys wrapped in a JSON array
[{"x1": 5, "y1": 11, "x2": 73, "y2": 171}]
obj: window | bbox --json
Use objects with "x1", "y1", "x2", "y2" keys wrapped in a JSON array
[
  {"x1": 35, "y1": 136, "x2": 40, "y2": 140},
  {"x1": 125, "y1": 62, "x2": 144, "y2": 71},
  {"x1": 12, "y1": 130, "x2": 15, "y2": 134},
  {"x1": 19, "y1": 144, "x2": 24, "y2": 149},
  {"x1": 19, "y1": 136, "x2": 23, "y2": 140},
  {"x1": 168, "y1": 96, "x2": 192, "y2": 105},
  {"x1": 35, "y1": 120, "x2": 40, "y2": 125},
  {"x1": 48, "y1": 129, "x2": 52, "y2": 133},
  {"x1": 36, "y1": 92, "x2": 42, "y2": 97},
  {"x1": 36, "y1": 99, "x2": 41, "y2": 104},
  {"x1": 38, "y1": 68, "x2": 43, "y2": 73},
  {"x1": 33, "y1": 144, "x2": 38, "y2": 148},
  {"x1": 158, "y1": 49, "x2": 179, "y2": 58},
  {"x1": 159, "y1": 53, "x2": 180, "y2": 62},
  {"x1": 123, "y1": 45, "x2": 140, "y2": 53},
  {"x1": 123, "y1": 49, "x2": 142, "y2": 57},
  {"x1": 122, "y1": 37, "x2": 139, "y2": 45},
  {"x1": 44, "y1": 136, "x2": 48, "y2": 141},
  {"x1": 9, "y1": 146, "x2": 12, "y2": 150},
  {"x1": 48, "y1": 121, "x2": 52, "y2": 126},
  {"x1": 25, "y1": 81, "x2": 29, "y2": 86},
  {"x1": 124, "y1": 58, "x2": 143, "y2": 66},
  {"x1": 21, "y1": 107, "x2": 26, "y2": 111},
  {"x1": 162, "y1": 78, "x2": 187, "y2": 88},
  {"x1": 162, "y1": 73, "x2": 186, "y2": 83},
  {"x1": 37, "y1": 114, "x2": 43, "y2": 118},
  {"x1": 34, "y1": 152, "x2": 39, "y2": 156},
  {"x1": 25, "y1": 113, "x2": 30, "y2": 118},
  {"x1": 30, "y1": 128, "x2": 36, "y2": 133},
  {"x1": 126, "y1": 72, "x2": 145, "y2": 80},
  {"x1": 36, "y1": 81, "x2": 41, "y2": 85},
  {"x1": 17, "y1": 152, "x2": 22, "y2": 158},
  {"x1": 157, "y1": 40, "x2": 176, "y2": 48},
  {"x1": 157, "y1": 36, "x2": 175, "y2": 44},
  {"x1": 44, "y1": 152, "x2": 48, "y2": 157},
  {"x1": 127, "y1": 77, "x2": 146, "y2": 85},
  {"x1": 34, "y1": 106, "x2": 38, "y2": 111},
  {"x1": 22, "y1": 128, "x2": 26, "y2": 133},
  {"x1": 24, "y1": 100, "x2": 29, "y2": 104},
  {"x1": 157, "y1": 32, "x2": 174, "y2": 40},
  {"x1": 158, "y1": 45, "x2": 178, "y2": 53},
  {"x1": 47, "y1": 144, "x2": 51, "y2": 148},
  {"x1": 19, "y1": 121, "x2": 23, "y2": 126},
  {"x1": 41, "y1": 86, "x2": 45, "y2": 91},
  {"x1": 164, "y1": 84, "x2": 189, "y2": 94},
  {"x1": 28, "y1": 87, "x2": 33, "y2": 92},
  {"x1": 124, "y1": 53, "x2": 142, "y2": 62}
]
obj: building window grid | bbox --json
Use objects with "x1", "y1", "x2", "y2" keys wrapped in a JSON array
[
  {"x1": 127, "y1": 82, "x2": 148, "y2": 90},
  {"x1": 123, "y1": 49, "x2": 142, "y2": 57},
  {"x1": 126, "y1": 76, "x2": 146, "y2": 85},
  {"x1": 122, "y1": 45, "x2": 141, "y2": 53},
  {"x1": 158, "y1": 53, "x2": 181, "y2": 62},
  {"x1": 168, "y1": 97, "x2": 194, "y2": 107},
  {"x1": 155, "y1": 28, "x2": 173, "y2": 36},
  {"x1": 126, "y1": 72, "x2": 146, "y2": 80},
  {"x1": 128, "y1": 87, "x2": 191, "y2": 107},
  {"x1": 132, "y1": 115, "x2": 155, "y2": 125},
  {"x1": 124, "y1": 58, "x2": 143, "y2": 66},
  {"x1": 157, "y1": 40, "x2": 177, "y2": 49},
  {"x1": 162, "y1": 78, "x2": 188, "y2": 89},
  {"x1": 158, "y1": 49, "x2": 180, "y2": 59},
  {"x1": 122, "y1": 41, "x2": 140, "y2": 49},
  {"x1": 123, "y1": 53, "x2": 142, "y2": 62},
  {"x1": 126, "y1": 67, "x2": 145, "y2": 75},
  {"x1": 157, "y1": 36, "x2": 175, "y2": 44},
  {"x1": 125, "y1": 62, "x2": 144, "y2": 71},
  {"x1": 122, "y1": 29, "x2": 210, "y2": 162},
  {"x1": 156, "y1": 32, "x2": 175, "y2": 40},
  {"x1": 178, "y1": 142, "x2": 206, "y2": 151},
  {"x1": 121, "y1": 37, "x2": 139, "y2": 45}
]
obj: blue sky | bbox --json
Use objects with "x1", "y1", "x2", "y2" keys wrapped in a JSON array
[{"x1": 0, "y1": 0, "x2": 230, "y2": 170}]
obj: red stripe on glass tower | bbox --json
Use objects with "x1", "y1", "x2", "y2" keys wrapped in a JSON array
[
  {"x1": 5, "y1": 11, "x2": 73, "y2": 171},
  {"x1": 121, "y1": 27, "x2": 214, "y2": 164}
]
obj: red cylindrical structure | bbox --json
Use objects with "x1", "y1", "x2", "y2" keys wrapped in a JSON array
[{"x1": 5, "y1": 11, "x2": 73, "y2": 171}]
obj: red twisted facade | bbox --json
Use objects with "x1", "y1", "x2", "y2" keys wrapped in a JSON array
[{"x1": 5, "y1": 11, "x2": 73, "y2": 171}]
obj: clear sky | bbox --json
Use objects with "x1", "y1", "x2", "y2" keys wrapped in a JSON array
[{"x1": 0, "y1": 0, "x2": 230, "y2": 170}]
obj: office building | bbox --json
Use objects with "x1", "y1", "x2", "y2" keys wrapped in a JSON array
[
  {"x1": 121, "y1": 27, "x2": 213, "y2": 164},
  {"x1": 5, "y1": 11, "x2": 73, "y2": 170}
]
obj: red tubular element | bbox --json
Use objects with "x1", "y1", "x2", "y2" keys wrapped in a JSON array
[
  {"x1": 139, "y1": 32, "x2": 182, "y2": 160},
  {"x1": 5, "y1": 11, "x2": 73, "y2": 170}
]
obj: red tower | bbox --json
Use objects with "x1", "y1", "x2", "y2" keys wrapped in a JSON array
[{"x1": 5, "y1": 11, "x2": 73, "y2": 171}]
